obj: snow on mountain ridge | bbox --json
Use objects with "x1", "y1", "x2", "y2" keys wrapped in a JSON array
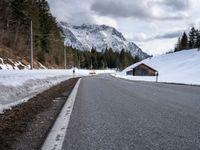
[{"x1": 60, "y1": 22, "x2": 149, "y2": 60}]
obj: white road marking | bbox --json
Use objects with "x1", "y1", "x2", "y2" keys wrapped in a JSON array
[{"x1": 41, "y1": 79, "x2": 81, "y2": 150}]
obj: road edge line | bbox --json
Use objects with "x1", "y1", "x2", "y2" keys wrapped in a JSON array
[{"x1": 41, "y1": 78, "x2": 81, "y2": 150}]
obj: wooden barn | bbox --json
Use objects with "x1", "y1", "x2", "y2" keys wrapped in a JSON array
[{"x1": 126, "y1": 63, "x2": 158, "y2": 76}]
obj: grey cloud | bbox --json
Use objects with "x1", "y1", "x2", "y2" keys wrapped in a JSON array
[
  {"x1": 154, "y1": 30, "x2": 183, "y2": 39},
  {"x1": 91, "y1": 0, "x2": 189, "y2": 21},
  {"x1": 49, "y1": 0, "x2": 190, "y2": 25},
  {"x1": 91, "y1": 1, "x2": 150, "y2": 19},
  {"x1": 154, "y1": 13, "x2": 188, "y2": 21},
  {"x1": 48, "y1": 0, "x2": 96, "y2": 25},
  {"x1": 68, "y1": 12, "x2": 96, "y2": 25},
  {"x1": 131, "y1": 30, "x2": 183, "y2": 42},
  {"x1": 161, "y1": 0, "x2": 190, "y2": 11}
]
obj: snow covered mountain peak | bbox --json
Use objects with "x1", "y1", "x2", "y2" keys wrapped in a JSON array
[{"x1": 60, "y1": 22, "x2": 149, "y2": 60}]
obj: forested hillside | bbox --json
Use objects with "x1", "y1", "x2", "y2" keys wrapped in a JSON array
[
  {"x1": 0, "y1": 0, "x2": 137, "y2": 69},
  {"x1": 0, "y1": 0, "x2": 64, "y2": 67},
  {"x1": 66, "y1": 47, "x2": 138, "y2": 70}
]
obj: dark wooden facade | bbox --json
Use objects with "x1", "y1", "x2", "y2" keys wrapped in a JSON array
[{"x1": 126, "y1": 63, "x2": 157, "y2": 76}]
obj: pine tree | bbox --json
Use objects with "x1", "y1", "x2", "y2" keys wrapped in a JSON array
[
  {"x1": 188, "y1": 27, "x2": 198, "y2": 48},
  {"x1": 175, "y1": 37, "x2": 181, "y2": 52},
  {"x1": 196, "y1": 30, "x2": 200, "y2": 48},
  {"x1": 180, "y1": 32, "x2": 188, "y2": 50},
  {"x1": 120, "y1": 49, "x2": 125, "y2": 69},
  {"x1": 91, "y1": 47, "x2": 98, "y2": 69}
]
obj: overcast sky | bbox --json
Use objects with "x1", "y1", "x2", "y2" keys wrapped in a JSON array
[{"x1": 48, "y1": 0, "x2": 200, "y2": 55}]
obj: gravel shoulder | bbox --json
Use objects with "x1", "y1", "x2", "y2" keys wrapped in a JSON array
[{"x1": 0, "y1": 78, "x2": 79, "y2": 150}]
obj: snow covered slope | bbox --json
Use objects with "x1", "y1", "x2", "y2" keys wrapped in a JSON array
[
  {"x1": 0, "y1": 69, "x2": 115, "y2": 113},
  {"x1": 60, "y1": 22, "x2": 149, "y2": 60},
  {"x1": 115, "y1": 49, "x2": 200, "y2": 85}
]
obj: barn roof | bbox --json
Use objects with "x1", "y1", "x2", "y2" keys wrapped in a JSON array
[
  {"x1": 124, "y1": 62, "x2": 158, "y2": 73},
  {"x1": 137, "y1": 63, "x2": 158, "y2": 72}
]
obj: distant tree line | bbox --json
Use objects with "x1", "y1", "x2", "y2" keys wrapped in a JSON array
[
  {"x1": 65, "y1": 46, "x2": 139, "y2": 70},
  {"x1": 175, "y1": 27, "x2": 200, "y2": 52}
]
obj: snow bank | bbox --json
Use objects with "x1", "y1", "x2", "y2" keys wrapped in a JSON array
[
  {"x1": 0, "y1": 69, "x2": 115, "y2": 113},
  {"x1": 114, "y1": 49, "x2": 200, "y2": 85}
]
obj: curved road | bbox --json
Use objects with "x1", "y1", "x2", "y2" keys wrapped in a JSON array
[{"x1": 62, "y1": 75, "x2": 200, "y2": 150}]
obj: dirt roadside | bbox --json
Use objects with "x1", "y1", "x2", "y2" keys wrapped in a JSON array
[{"x1": 0, "y1": 78, "x2": 79, "y2": 150}]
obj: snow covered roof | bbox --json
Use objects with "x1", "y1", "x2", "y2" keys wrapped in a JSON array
[{"x1": 125, "y1": 63, "x2": 157, "y2": 72}]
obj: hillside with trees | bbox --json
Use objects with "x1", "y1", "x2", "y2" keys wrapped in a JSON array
[
  {"x1": 66, "y1": 47, "x2": 138, "y2": 70},
  {"x1": 0, "y1": 0, "x2": 137, "y2": 70},
  {"x1": 0, "y1": 0, "x2": 64, "y2": 68},
  {"x1": 175, "y1": 27, "x2": 200, "y2": 52}
]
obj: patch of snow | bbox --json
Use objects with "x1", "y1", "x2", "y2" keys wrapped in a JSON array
[
  {"x1": 0, "y1": 58, "x2": 3, "y2": 64},
  {"x1": 0, "y1": 57, "x2": 26, "y2": 70},
  {"x1": 38, "y1": 62, "x2": 47, "y2": 69}
]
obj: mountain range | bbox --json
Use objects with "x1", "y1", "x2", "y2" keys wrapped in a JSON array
[{"x1": 60, "y1": 22, "x2": 149, "y2": 60}]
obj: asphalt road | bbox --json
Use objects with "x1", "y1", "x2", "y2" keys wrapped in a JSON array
[{"x1": 62, "y1": 75, "x2": 200, "y2": 150}]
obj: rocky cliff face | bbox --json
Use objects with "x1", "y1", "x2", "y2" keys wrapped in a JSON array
[{"x1": 60, "y1": 22, "x2": 149, "y2": 60}]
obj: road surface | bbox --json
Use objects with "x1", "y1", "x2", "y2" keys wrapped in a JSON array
[{"x1": 62, "y1": 75, "x2": 200, "y2": 150}]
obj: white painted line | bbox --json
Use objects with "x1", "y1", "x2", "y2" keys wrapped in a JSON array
[{"x1": 41, "y1": 78, "x2": 81, "y2": 150}]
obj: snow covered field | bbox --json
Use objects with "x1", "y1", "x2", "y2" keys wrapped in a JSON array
[
  {"x1": 0, "y1": 69, "x2": 115, "y2": 113},
  {"x1": 113, "y1": 49, "x2": 200, "y2": 85}
]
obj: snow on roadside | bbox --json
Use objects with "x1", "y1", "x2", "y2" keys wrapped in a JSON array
[
  {"x1": 113, "y1": 49, "x2": 200, "y2": 85},
  {"x1": 0, "y1": 69, "x2": 115, "y2": 113}
]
